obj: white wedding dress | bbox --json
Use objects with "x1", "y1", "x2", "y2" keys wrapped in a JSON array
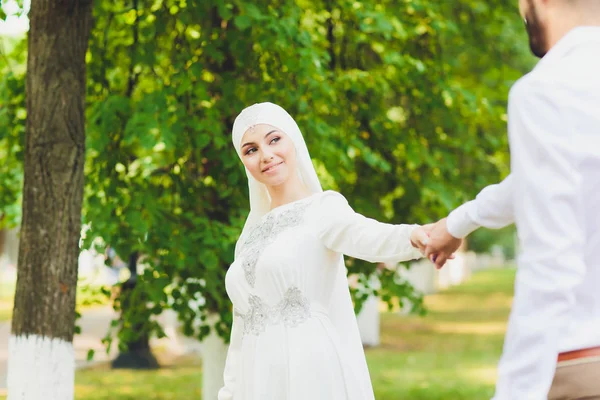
[{"x1": 218, "y1": 190, "x2": 422, "y2": 400}]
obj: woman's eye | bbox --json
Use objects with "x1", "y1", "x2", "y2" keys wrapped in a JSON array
[
  {"x1": 245, "y1": 147, "x2": 257, "y2": 155},
  {"x1": 270, "y1": 136, "x2": 281, "y2": 144}
]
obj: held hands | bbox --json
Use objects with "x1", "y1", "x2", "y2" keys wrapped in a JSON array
[
  {"x1": 410, "y1": 225, "x2": 432, "y2": 252},
  {"x1": 410, "y1": 219, "x2": 462, "y2": 269},
  {"x1": 424, "y1": 218, "x2": 462, "y2": 269}
]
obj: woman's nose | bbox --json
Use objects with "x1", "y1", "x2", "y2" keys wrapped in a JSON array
[{"x1": 261, "y1": 149, "x2": 274, "y2": 162}]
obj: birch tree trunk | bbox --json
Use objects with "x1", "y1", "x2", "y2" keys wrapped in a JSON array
[{"x1": 8, "y1": 1, "x2": 93, "y2": 398}]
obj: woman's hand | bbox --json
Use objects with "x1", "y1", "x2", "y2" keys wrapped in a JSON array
[{"x1": 410, "y1": 225, "x2": 432, "y2": 255}]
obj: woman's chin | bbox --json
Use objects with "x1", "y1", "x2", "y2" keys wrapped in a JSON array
[{"x1": 260, "y1": 174, "x2": 290, "y2": 188}]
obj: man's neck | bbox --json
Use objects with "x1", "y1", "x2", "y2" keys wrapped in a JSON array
[{"x1": 547, "y1": 9, "x2": 600, "y2": 50}]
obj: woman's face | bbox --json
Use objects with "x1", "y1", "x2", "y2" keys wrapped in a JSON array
[{"x1": 240, "y1": 124, "x2": 297, "y2": 187}]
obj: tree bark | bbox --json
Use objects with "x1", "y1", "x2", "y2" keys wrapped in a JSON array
[{"x1": 8, "y1": 1, "x2": 93, "y2": 399}]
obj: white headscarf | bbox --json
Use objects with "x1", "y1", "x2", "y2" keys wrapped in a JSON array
[
  {"x1": 231, "y1": 102, "x2": 323, "y2": 256},
  {"x1": 231, "y1": 102, "x2": 375, "y2": 398}
]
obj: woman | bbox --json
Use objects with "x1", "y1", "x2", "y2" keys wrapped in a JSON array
[{"x1": 219, "y1": 102, "x2": 429, "y2": 400}]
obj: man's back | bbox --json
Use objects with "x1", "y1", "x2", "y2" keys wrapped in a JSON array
[
  {"x1": 510, "y1": 26, "x2": 600, "y2": 353},
  {"x1": 548, "y1": 30, "x2": 600, "y2": 352}
]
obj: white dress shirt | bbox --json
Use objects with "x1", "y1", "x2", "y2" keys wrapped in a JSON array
[{"x1": 446, "y1": 27, "x2": 600, "y2": 399}]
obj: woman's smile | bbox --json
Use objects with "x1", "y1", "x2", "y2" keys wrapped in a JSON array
[{"x1": 262, "y1": 161, "x2": 284, "y2": 174}]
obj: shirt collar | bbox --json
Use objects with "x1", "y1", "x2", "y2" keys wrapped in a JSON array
[{"x1": 535, "y1": 26, "x2": 600, "y2": 70}]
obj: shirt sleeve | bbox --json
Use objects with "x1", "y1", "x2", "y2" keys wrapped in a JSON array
[
  {"x1": 316, "y1": 191, "x2": 423, "y2": 263},
  {"x1": 492, "y1": 78, "x2": 586, "y2": 400},
  {"x1": 446, "y1": 175, "x2": 515, "y2": 239},
  {"x1": 217, "y1": 312, "x2": 243, "y2": 400}
]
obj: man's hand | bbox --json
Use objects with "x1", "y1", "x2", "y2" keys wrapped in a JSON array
[{"x1": 424, "y1": 218, "x2": 462, "y2": 269}]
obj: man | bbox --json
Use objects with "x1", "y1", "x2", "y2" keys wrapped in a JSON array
[{"x1": 424, "y1": 0, "x2": 600, "y2": 398}]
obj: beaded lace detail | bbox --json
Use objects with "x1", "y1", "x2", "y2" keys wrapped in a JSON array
[
  {"x1": 238, "y1": 201, "x2": 310, "y2": 287},
  {"x1": 235, "y1": 286, "x2": 311, "y2": 336}
]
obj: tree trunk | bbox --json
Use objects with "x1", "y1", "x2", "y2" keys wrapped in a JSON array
[
  {"x1": 0, "y1": 226, "x2": 5, "y2": 255},
  {"x1": 7, "y1": 2, "x2": 92, "y2": 399},
  {"x1": 111, "y1": 253, "x2": 159, "y2": 369}
]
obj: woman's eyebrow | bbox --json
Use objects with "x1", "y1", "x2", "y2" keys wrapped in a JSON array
[{"x1": 242, "y1": 130, "x2": 278, "y2": 148}]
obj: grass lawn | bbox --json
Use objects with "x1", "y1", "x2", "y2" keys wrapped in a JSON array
[
  {"x1": 74, "y1": 357, "x2": 203, "y2": 400},
  {"x1": 1, "y1": 267, "x2": 516, "y2": 399},
  {"x1": 369, "y1": 267, "x2": 514, "y2": 399}
]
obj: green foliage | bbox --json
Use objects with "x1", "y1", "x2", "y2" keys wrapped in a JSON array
[
  {"x1": 0, "y1": 36, "x2": 26, "y2": 227},
  {"x1": 0, "y1": 0, "x2": 534, "y2": 346},
  {"x1": 468, "y1": 225, "x2": 517, "y2": 259},
  {"x1": 349, "y1": 261, "x2": 426, "y2": 316}
]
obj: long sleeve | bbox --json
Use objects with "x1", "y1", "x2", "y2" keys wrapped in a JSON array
[
  {"x1": 218, "y1": 312, "x2": 243, "y2": 400},
  {"x1": 492, "y1": 78, "x2": 586, "y2": 399},
  {"x1": 446, "y1": 175, "x2": 515, "y2": 239},
  {"x1": 316, "y1": 191, "x2": 423, "y2": 263}
]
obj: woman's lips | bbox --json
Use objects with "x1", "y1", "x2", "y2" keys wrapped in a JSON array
[{"x1": 262, "y1": 162, "x2": 284, "y2": 173}]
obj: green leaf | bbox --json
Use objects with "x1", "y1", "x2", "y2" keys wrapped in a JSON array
[
  {"x1": 217, "y1": 3, "x2": 233, "y2": 21},
  {"x1": 202, "y1": 250, "x2": 219, "y2": 270},
  {"x1": 194, "y1": 133, "x2": 211, "y2": 149},
  {"x1": 244, "y1": 3, "x2": 264, "y2": 20},
  {"x1": 234, "y1": 15, "x2": 252, "y2": 31}
]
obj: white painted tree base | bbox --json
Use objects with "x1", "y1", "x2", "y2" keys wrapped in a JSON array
[
  {"x1": 356, "y1": 274, "x2": 381, "y2": 347},
  {"x1": 357, "y1": 295, "x2": 381, "y2": 347},
  {"x1": 7, "y1": 335, "x2": 75, "y2": 400},
  {"x1": 201, "y1": 315, "x2": 228, "y2": 400}
]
